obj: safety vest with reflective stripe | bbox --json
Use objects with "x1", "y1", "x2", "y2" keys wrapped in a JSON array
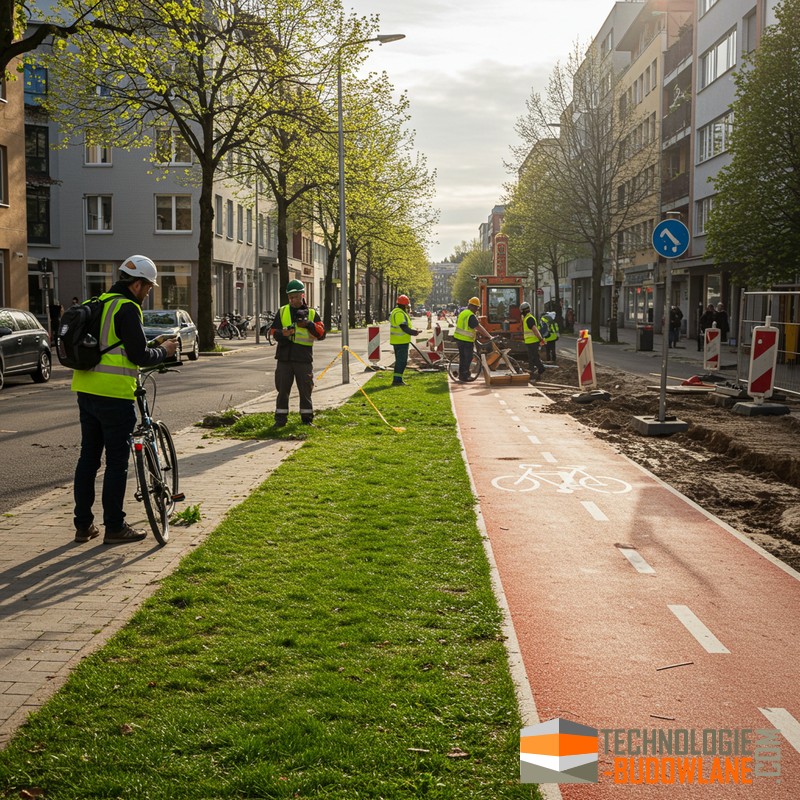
[
  {"x1": 71, "y1": 294, "x2": 140, "y2": 399},
  {"x1": 280, "y1": 304, "x2": 317, "y2": 346},
  {"x1": 390, "y1": 307, "x2": 411, "y2": 345},
  {"x1": 453, "y1": 308, "x2": 477, "y2": 342},
  {"x1": 545, "y1": 319, "x2": 559, "y2": 342},
  {"x1": 522, "y1": 313, "x2": 543, "y2": 345}
]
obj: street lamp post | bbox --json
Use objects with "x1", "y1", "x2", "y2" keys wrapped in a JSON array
[{"x1": 337, "y1": 33, "x2": 405, "y2": 383}]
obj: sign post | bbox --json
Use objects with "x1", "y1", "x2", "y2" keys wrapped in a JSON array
[{"x1": 633, "y1": 218, "x2": 691, "y2": 436}]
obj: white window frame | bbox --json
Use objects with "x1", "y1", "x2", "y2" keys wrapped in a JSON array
[
  {"x1": 155, "y1": 194, "x2": 192, "y2": 233},
  {"x1": 226, "y1": 199, "x2": 234, "y2": 240},
  {"x1": 700, "y1": 29, "x2": 737, "y2": 89},
  {"x1": 85, "y1": 141, "x2": 112, "y2": 166},
  {"x1": 696, "y1": 195, "x2": 715, "y2": 235},
  {"x1": 86, "y1": 195, "x2": 113, "y2": 233},
  {"x1": 215, "y1": 194, "x2": 223, "y2": 236},
  {"x1": 155, "y1": 128, "x2": 192, "y2": 166},
  {"x1": 246, "y1": 208, "x2": 253, "y2": 244},
  {"x1": 700, "y1": 0, "x2": 720, "y2": 16},
  {"x1": 237, "y1": 204, "x2": 244, "y2": 242},
  {"x1": 697, "y1": 111, "x2": 734, "y2": 164}
]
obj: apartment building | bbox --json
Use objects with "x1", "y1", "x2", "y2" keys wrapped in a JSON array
[
  {"x1": 479, "y1": 205, "x2": 506, "y2": 253},
  {"x1": 0, "y1": 70, "x2": 29, "y2": 309},
  {"x1": 428, "y1": 261, "x2": 458, "y2": 308},
  {"x1": 614, "y1": 0, "x2": 693, "y2": 328}
]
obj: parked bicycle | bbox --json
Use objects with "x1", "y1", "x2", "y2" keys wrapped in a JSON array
[
  {"x1": 130, "y1": 362, "x2": 184, "y2": 544},
  {"x1": 231, "y1": 313, "x2": 252, "y2": 338},
  {"x1": 258, "y1": 310, "x2": 277, "y2": 345},
  {"x1": 216, "y1": 313, "x2": 241, "y2": 340}
]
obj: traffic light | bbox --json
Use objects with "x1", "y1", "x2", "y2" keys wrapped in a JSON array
[{"x1": 38, "y1": 257, "x2": 52, "y2": 272}]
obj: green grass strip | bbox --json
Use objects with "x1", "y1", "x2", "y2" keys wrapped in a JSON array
[{"x1": 0, "y1": 372, "x2": 539, "y2": 800}]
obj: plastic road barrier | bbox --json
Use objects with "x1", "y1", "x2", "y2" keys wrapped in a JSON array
[
  {"x1": 577, "y1": 330, "x2": 597, "y2": 390},
  {"x1": 367, "y1": 326, "x2": 381, "y2": 365},
  {"x1": 747, "y1": 318, "x2": 779, "y2": 401},
  {"x1": 704, "y1": 324, "x2": 721, "y2": 372}
]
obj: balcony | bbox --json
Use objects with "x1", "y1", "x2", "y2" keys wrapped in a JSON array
[
  {"x1": 661, "y1": 172, "x2": 690, "y2": 204},
  {"x1": 664, "y1": 26, "x2": 693, "y2": 77},
  {"x1": 662, "y1": 103, "x2": 691, "y2": 141}
]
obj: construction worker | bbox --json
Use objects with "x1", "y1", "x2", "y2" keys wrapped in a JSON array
[
  {"x1": 453, "y1": 297, "x2": 492, "y2": 382},
  {"x1": 270, "y1": 280, "x2": 325, "y2": 426},
  {"x1": 520, "y1": 302, "x2": 545, "y2": 383},
  {"x1": 390, "y1": 294, "x2": 421, "y2": 386},
  {"x1": 541, "y1": 311, "x2": 559, "y2": 363}
]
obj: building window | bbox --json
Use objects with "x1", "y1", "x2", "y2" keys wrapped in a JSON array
[
  {"x1": 86, "y1": 262, "x2": 115, "y2": 299},
  {"x1": 258, "y1": 213, "x2": 265, "y2": 248},
  {"x1": 743, "y1": 11, "x2": 757, "y2": 53},
  {"x1": 86, "y1": 195, "x2": 113, "y2": 232},
  {"x1": 237, "y1": 204, "x2": 243, "y2": 242},
  {"x1": 27, "y1": 187, "x2": 50, "y2": 243},
  {"x1": 215, "y1": 194, "x2": 223, "y2": 236},
  {"x1": 155, "y1": 128, "x2": 192, "y2": 165},
  {"x1": 25, "y1": 125, "x2": 49, "y2": 176},
  {"x1": 246, "y1": 208, "x2": 253, "y2": 244},
  {"x1": 696, "y1": 195, "x2": 715, "y2": 235},
  {"x1": 700, "y1": 0, "x2": 720, "y2": 15},
  {"x1": 697, "y1": 111, "x2": 734, "y2": 163},
  {"x1": 226, "y1": 199, "x2": 234, "y2": 239},
  {"x1": 85, "y1": 140, "x2": 111, "y2": 166},
  {"x1": 700, "y1": 29, "x2": 737, "y2": 89},
  {"x1": 148, "y1": 263, "x2": 192, "y2": 309},
  {"x1": 155, "y1": 195, "x2": 192, "y2": 232},
  {"x1": 23, "y1": 64, "x2": 48, "y2": 105}
]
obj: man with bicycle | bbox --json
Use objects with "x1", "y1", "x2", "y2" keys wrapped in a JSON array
[
  {"x1": 271, "y1": 280, "x2": 325, "y2": 426},
  {"x1": 72, "y1": 256, "x2": 179, "y2": 545}
]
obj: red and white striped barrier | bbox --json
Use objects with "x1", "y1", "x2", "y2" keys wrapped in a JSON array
[
  {"x1": 367, "y1": 326, "x2": 381, "y2": 365},
  {"x1": 576, "y1": 330, "x2": 596, "y2": 390},
  {"x1": 703, "y1": 324, "x2": 721, "y2": 372},
  {"x1": 747, "y1": 317, "x2": 779, "y2": 401},
  {"x1": 424, "y1": 323, "x2": 445, "y2": 364}
]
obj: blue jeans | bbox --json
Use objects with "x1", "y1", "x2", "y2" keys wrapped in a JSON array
[
  {"x1": 392, "y1": 343, "x2": 409, "y2": 383},
  {"x1": 74, "y1": 393, "x2": 137, "y2": 531}
]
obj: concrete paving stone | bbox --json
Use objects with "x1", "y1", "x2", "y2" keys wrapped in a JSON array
[
  {"x1": 28, "y1": 661, "x2": 68, "y2": 673},
  {"x1": 20, "y1": 651, "x2": 74, "y2": 663},
  {"x1": 21, "y1": 622, "x2": 79, "y2": 634},
  {"x1": 35, "y1": 630, "x2": 94, "y2": 642},
  {"x1": 3, "y1": 682, "x2": 46, "y2": 696}
]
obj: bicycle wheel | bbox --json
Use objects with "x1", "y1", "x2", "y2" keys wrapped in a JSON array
[
  {"x1": 135, "y1": 440, "x2": 170, "y2": 545},
  {"x1": 153, "y1": 422, "x2": 179, "y2": 500},
  {"x1": 579, "y1": 475, "x2": 632, "y2": 494},
  {"x1": 447, "y1": 352, "x2": 481, "y2": 382},
  {"x1": 491, "y1": 474, "x2": 540, "y2": 492}
]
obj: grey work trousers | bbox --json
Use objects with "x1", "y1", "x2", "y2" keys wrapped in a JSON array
[{"x1": 274, "y1": 360, "x2": 314, "y2": 423}]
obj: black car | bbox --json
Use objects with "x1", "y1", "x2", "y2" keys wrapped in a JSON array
[{"x1": 0, "y1": 308, "x2": 52, "y2": 389}]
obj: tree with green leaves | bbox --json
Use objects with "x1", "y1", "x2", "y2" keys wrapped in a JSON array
[
  {"x1": 705, "y1": 0, "x2": 800, "y2": 287},
  {"x1": 452, "y1": 246, "x2": 492, "y2": 305},
  {"x1": 511, "y1": 42, "x2": 658, "y2": 340},
  {"x1": 39, "y1": 0, "x2": 365, "y2": 350}
]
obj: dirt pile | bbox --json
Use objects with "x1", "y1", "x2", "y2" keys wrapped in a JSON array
[{"x1": 536, "y1": 362, "x2": 800, "y2": 571}]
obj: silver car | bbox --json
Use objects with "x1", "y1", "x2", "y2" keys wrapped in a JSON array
[
  {"x1": 141, "y1": 309, "x2": 199, "y2": 361},
  {"x1": 0, "y1": 308, "x2": 52, "y2": 390}
]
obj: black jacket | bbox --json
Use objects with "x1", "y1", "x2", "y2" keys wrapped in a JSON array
[
  {"x1": 271, "y1": 303, "x2": 324, "y2": 364},
  {"x1": 107, "y1": 281, "x2": 171, "y2": 368}
]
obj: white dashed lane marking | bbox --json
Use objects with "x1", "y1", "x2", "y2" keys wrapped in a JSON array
[
  {"x1": 581, "y1": 501, "x2": 609, "y2": 522},
  {"x1": 759, "y1": 708, "x2": 800, "y2": 754},
  {"x1": 617, "y1": 545, "x2": 655, "y2": 574},
  {"x1": 668, "y1": 605, "x2": 730, "y2": 654},
  {"x1": 527, "y1": 434, "x2": 539, "y2": 444},
  {"x1": 542, "y1": 452, "x2": 557, "y2": 463}
]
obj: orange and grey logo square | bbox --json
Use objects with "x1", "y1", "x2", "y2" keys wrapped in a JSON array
[{"x1": 520, "y1": 718, "x2": 599, "y2": 784}]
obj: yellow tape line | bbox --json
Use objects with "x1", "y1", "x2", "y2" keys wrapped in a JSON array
[{"x1": 314, "y1": 347, "x2": 405, "y2": 433}]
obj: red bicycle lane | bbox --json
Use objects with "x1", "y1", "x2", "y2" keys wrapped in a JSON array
[{"x1": 450, "y1": 382, "x2": 800, "y2": 799}]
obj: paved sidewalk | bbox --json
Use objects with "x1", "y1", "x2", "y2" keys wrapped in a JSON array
[{"x1": 0, "y1": 359, "x2": 376, "y2": 747}]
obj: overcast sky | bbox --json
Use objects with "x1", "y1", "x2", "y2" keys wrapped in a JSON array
[{"x1": 344, "y1": 0, "x2": 622, "y2": 262}]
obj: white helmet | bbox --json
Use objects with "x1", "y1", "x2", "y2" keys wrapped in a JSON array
[{"x1": 120, "y1": 254, "x2": 159, "y2": 286}]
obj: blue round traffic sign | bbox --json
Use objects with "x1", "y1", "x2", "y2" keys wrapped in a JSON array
[{"x1": 652, "y1": 219, "x2": 690, "y2": 259}]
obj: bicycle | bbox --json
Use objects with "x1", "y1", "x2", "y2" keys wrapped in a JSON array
[
  {"x1": 447, "y1": 338, "x2": 523, "y2": 382},
  {"x1": 216, "y1": 314, "x2": 241, "y2": 340},
  {"x1": 130, "y1": 362, "x2": 184, "y2": 544},
  {"x1": 491, "y1": 464, "x2": 632, "y2": 494}
]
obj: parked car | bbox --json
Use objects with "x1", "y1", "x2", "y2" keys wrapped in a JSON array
[
  {"x1": 0, "y1": 308, "x2": 52, "y2": 389},
  {"x1": 141, "y1": 309, "x2": 199, "y2": 360}
]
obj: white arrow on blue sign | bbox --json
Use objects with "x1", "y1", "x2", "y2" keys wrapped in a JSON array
[{"x1": 652, "y1": 219, "x2": 690, "y2": 259}]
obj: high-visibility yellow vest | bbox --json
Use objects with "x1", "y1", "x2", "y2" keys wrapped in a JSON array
[
  {"x1": 280, "y1": 305, "x2": 317, "y2": 346},
  {"x1": 545, "y1": 320, "x2": 559, "y2": 342},
  {"x1": 390, "y1": 307, "x2": 411, "y2": 345},
  {"x1": 453, "y1": 308, "x2": 476, "y2": 342},
  {"x1": 71, "y1": 294, "x2": 139, "y2": 400},
  {"x1": 522, "y1": 313, "x2": 542, "y2": 345}
]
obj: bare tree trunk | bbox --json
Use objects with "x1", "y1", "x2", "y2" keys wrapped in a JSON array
[{"x1": 197, "y1": 159, "x2": 216, "y2": 351}]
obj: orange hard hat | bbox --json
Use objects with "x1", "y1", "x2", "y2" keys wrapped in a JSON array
[
  {"x1": 468, "y1": 296, "x2": 480, "y2": 307},
  {"x1": 397, "y1": 294, "x2": 410, "y2": 306}
]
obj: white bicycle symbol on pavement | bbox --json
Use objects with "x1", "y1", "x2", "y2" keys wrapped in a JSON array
[{"x1": 492, "y1": 464, "x2": 632, "y2": 494}]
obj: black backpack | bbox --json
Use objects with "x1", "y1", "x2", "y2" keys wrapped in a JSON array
[{"x1": 56, "y1": 296, "x2": 122, "y2": 370}]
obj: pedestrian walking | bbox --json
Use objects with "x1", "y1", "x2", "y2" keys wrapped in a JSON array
[
  {"x1": 669, "y1": 305, "x2": 683, "y2": 348},
  {"x1": 389, "y1": 294, "x2": 421, "y2": 387},
  {"x1": 698, "y1": 303, "x2": 716, "y2": 351},
  {"x1": 541, "y1": 312, "x2": 559, "y2": 363},
  {"x1": 715, "y1": 303, "x2": 730, "y2": 344},
  {"x1": 271, "y1": 279, "x2": 325, "y2": 426},
  {"x1": 519, "y1": 302, "x2": 545, "y2": 383},
  {"x1": 72, "y1": 255, "x2": 179, "y2": 545},
  {"x1": 48, "y1": 298, "x2": 63, "y2": 346},
  {"x1": 453, "y1": 297, "x2": 492, "y2": 382}
]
